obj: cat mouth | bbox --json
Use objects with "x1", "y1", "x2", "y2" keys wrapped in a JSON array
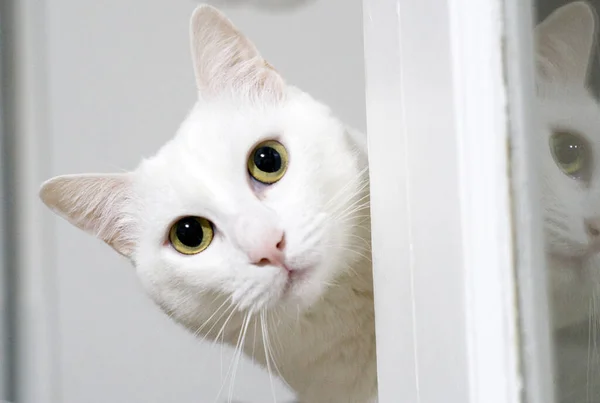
[
  {"x1": 548, "y1": 237, "x2": 600, "y2": 259},
  {"x1": 281, "y1": 265, "x2": 312, "y2": 296}
]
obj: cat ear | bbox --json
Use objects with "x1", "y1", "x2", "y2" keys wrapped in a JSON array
[
  {"x1": 39, "y1": 173, "x2": 136, "y2": 258},
  {"x1": 535, "y1": 1, "x2": 597, "y2": 85},
  {"x1": 189, "y1": 4, "x2": 284, "y2": 101}
]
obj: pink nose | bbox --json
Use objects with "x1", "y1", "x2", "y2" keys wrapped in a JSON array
[{"x1": 248, "y1": 230, "x2": 286, "y2": 267}]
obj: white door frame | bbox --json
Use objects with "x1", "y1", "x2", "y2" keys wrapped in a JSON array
[{"x1": 363, "y1": 0, "x2": 554, "y2": 402}]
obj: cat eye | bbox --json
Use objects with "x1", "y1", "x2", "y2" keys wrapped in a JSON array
[
  {"x1": 550, "y1": 130, "x2": 591, "y2": 180},
  {"x1": 247, "y1": 140, "x2": 289, "y2": 184},
  {"x1": 169, "y1": 216, "x2": 214, "y2": 255}
]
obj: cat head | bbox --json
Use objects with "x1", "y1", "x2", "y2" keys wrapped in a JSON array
[
  {"x1": 39, "y1": 5, "x2": 368, "y2": 319},
  {"x1": 536, "y1": 1, "x2": 600, "y2": 259}
]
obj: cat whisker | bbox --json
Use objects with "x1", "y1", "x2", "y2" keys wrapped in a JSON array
[
  {"x1": 326, "y1": 201, "x2": 370, "y2": 229},
  {"x1": 193, "y1": 296, "x2": 232, "y2": 339},
  {"x1": 211, "y1": 302, "x2": 241, "y2": 349},
  {"x1": 227, "y1": 312, "x2": 252, "y2": 403},
  {"x1": 198, "y1": 301, "x2": 236, "y2": 346},
  {"x1": 322, "y1": 167, "x2": 369, "y2": 211},
  {"x1": 299, "y1": 216, "x2": 328, "y2": 246},
  {"x1": 324, "y1": 200, "x2": 369, "y2": 228},
  {"x1": 545, "y1": 216, "x2": 570, "y2": 232},
  {"x1": 339, "y1": 242, "x2": 372, "y2": 254},
  {"x1": 264, "y1": 310, "x2": 293, "y2": 392},
  {"x1": 261, "y1": 310, "x2": 278, "y2": 403},
  {"x1": 212, "y1": 310, "x2": 246, "y2": 403},
  {"x1": 205, "y1": 304, "x2": 240, "y2": 391},
  {"x1": 544, "y1": 203, "x2": 570, "y2": 220},
  {"x1": 337, "y1": 203, "x2": 371, "y2": 222},
  {"x1": 330, "y1": 194, "x2": 371, "y2": 221},
  {"x1": 544, "y1": 227, "x2": 573, "y2": 243},
  {"x1": 269, "y1": 309, "x2": 286, "y2": 360},
  {"x1": 337, "y1": 214, "x2": 372, "y2": 223},
  {"x1": 323, "y1": 244, "x2": 372, "y2": 263},
  {"x1": 345, "y1": 233, "x2": 372, "y2": 250},
  {"x1": 336, "y1": 174, "x2": 369, "y2": 198},
  {"x1": 343, "y1": 262, "x2": 361, "y2": 278},
  {"x1": 251, "y1": 314, "x2": 258, "y2": 365}
]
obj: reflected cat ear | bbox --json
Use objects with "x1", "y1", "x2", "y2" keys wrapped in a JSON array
[
  {"x1": 535, "y1": 1, "x2": 597, "y2": 86},
  {"x1": 39, "y1": 173, "x2": 136, "y2": 258},
  {"x1": 189, "y1": 5, "x2": 284, "y2": 102}
]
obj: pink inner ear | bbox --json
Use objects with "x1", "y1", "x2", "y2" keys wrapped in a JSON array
[
  {"x1": 189, "y1": 4, "x2": 285, "y2": 102},
  {"x1": 39, "y1": 173, "x2": 137, "y2": 258}
]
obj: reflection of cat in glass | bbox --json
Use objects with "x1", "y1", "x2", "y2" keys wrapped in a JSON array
[
  {"x1": 535, "y1": 1, "x2": 600, "y2": 331},
  {"x1": 38, "y1": 4, "x2": 376, "y2": 403}
]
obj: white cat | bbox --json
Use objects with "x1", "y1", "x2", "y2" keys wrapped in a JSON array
[
  {"x1": 39, "y1": 5, "x2": 376, "y2": 403},
  {"x1": 535, "y1": 1, "x2": 600, "y2": 330}
]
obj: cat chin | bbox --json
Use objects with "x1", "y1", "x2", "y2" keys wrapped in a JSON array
[
  {"x1": 263, "y1": 268, "x2": 328, "y2": 312},
  {"x1": 279, "y1": 268, "x2": 324, "y2": 308},
  {"x1": 223, "y1": 261, "x2": 323, "y2": 313}
]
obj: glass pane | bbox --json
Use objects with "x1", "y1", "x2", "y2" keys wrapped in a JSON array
[
  {"x1": 0, "y1": 6, "x2": 9, "y2": 398},
  {"x1": 529, "y1": 1, "x2": 600, "y2": 401}
]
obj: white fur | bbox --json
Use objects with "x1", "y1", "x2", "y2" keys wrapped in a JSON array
[
  {"x1": 39, "y1": 5, "x2": 376, "y2": 403},
  {"x1": 205, "y1": 0, "x2": 313, "y2": 10},
  {"x1": 536, "y1": 1, "x2": 600, "y2": 330}
]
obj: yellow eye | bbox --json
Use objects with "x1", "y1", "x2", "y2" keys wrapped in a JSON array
[
  {"x1": 247, "y1": 140, "x2": 288, "y2": 184},
  {"x1": 169, "y1": 216, "x2": 214, "y2": 255},
  {"x1": 550, "y1": 130, "x2": 590, "y2": 179}
]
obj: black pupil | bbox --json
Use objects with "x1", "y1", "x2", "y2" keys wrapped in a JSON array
[
  {"x1": 557, "y1": 139, "x2": 583, "y2": 164},
  {"x1": 254, "y1": 146, "x2": 282, "y2": 173},
  {"x1": 176, "y1": 217, "x2": 203, "y2": 247}
]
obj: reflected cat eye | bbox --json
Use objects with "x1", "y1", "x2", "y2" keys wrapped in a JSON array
[
  {"x1": 247, "y1": 140, "x2": 289, "y2": 184},
  {"x1": 550, "y1": 130, "x2": 590, "y2": 180},
  {"x1": 169, "y1": 216, "x2": 214, "y2": 255}
]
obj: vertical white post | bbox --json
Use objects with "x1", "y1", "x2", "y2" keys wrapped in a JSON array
[
  {"x1": 362, "y1": 0, "x2": 419, "y2": 400},
  {"x1": 363, "y1": 0, "x2": 547, "y2": 401}
]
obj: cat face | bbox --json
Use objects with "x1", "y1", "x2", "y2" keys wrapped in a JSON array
[
  {"x1": 536, "y1": 1, "x2": 600, "y2": 259},
  {"x1": 133, "y1": 95, "x2": 365, "y2": 314},
  {"x1": 39, "y1": 6, "x2": 368, "y2": 319}
]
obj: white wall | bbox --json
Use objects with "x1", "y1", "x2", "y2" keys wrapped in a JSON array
[{"x1": 39, "y1": 0, "x2": 365, "y2": 402}]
